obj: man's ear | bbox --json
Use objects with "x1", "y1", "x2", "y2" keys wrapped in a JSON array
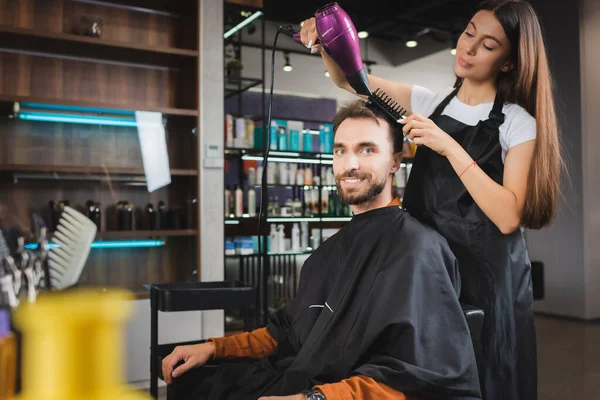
[{"x1": 390, "y1": 152, "x2": 402, "y2": 174}]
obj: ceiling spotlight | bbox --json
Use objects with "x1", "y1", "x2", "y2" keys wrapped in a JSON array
[
  {"x1": 357, "y1": 31, "x2": 369, "y2": 39},
  {"x1": 450, "y1": 48, "x2": 456, "y2": 55},
  {"x1": 406, "y1": 39, "x2": 418, "y2": 48},
  {"x1": 283, "y1": 52, "x2": 292, "y2": 72},
  {"x1": 324, "y1": 70, "x2": 330, "y2": 77}
]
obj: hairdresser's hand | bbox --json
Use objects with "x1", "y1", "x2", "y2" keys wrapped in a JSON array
[
  {"x1": 401, "y1": 113, "x2": 458, "y2": 157},
  {"x1": 299, "y1": 17, "x2": 323, "y2": 54},
  {"x1": 161, "y1": 342, "x2": 215, "y2": 384}
]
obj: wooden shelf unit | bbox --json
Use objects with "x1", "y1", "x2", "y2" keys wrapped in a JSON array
[{"x1": 0, "y1": 0, "x2": 202, "y2": 293}]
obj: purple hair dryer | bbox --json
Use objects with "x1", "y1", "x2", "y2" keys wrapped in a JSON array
[{"x1": 280, "y1": 2, "x2": 371, "y2": 96}]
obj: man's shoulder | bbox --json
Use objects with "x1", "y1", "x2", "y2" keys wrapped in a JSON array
[{"x1": 389, "y1": 209, "x2": 451, "y2": 249}]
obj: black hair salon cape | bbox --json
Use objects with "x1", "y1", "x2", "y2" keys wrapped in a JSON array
[{"x1": 195, "y1": 206, "x2": 482, "y2": 400}]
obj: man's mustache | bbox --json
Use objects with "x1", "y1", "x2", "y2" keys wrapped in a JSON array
[{"x1": 336, "y1": 171, "x2": 370, "y2": 180}]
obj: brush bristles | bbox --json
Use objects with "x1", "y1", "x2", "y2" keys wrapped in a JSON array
[{"x1": 369, "y1": 88, "x2": 407, "y2": 123}]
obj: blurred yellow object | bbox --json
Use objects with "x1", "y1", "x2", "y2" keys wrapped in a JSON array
[{"x1": 13, "y1": 288, "x2": 151, "y2": 400}]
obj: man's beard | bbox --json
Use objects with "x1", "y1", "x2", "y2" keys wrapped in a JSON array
[{"x1": 336, "y1": 172, "x2": 387, "y2": 206}]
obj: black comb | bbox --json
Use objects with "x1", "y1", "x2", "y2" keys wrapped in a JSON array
[{"x1": 368, "y1": 88, "x2": 408, "y2": 124}]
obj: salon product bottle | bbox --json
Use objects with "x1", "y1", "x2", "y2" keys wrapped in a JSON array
[
  {"x1": 289, "y1": 163, "x2": 298, "y2": 184},
  {"x1": 235, "y1": 185, "x2": 243, "y2": 217},
  {"x1": 245, "y1": 118, "x2": 254, "y2": 148},
  {"x1": 301, "y1": 221, "x2": 309, "y2": 250},
  {"x1": 304, "y1": 190, "x2": 312, "y2": 217},
  {"x1": 328, "y1": 192, "x2": 336, "y2": 216},
  {"x1": 267, "y1": 163, "x2": 275, "y2": 184},
  {"x1": 48, "y1": 201, "x2": 58, "y2": 231},
  {"x1": 278, "y1": 127, "x2": 287, "y2": 151},
  {"x1": 256, "y1": 165, "x2": 263, "y2": 185},
  {"x1": 296, "y1": 165, "x2": 304, "y2": 186},
  {"x1": 117, "y1": 201, "x2": 126, "y2": 230},
  {"x1": 86, "y1": 200, "x2": 101, "y2": 230},
  {"x1": 327, "y1": 167, "x2": 335, "y2": 185},
  {"x1": 290, "y1": 129, "x2": 300, "y2": 151},
  {"x1": 291, "y1": 223, "x2": 300, "y2": 251},
  {"x1": 0, "y1": 310, "x2": 16, "y2": 400},
  {"x1": 269, "y1": 224, "x2": 278, "y2": 253},
  {"x1": 225, "y1": 114, "x2": 234, "y2": 148},
  {"x1": 277, "y1": 224, "x2": 285, "y2": 253},
  {"x1": 235, "y1": 117, "x2": 246, "y2": 148},
  {"x1": 304, "y1": 165, "x2": 313, "y2": 185},
  {"x1": 224, "y1": 186, "x2": 232, "y2": 217},
  {"x1": 146, "y1": 203, "x2": 157, "y2": 230},
  {"x1": 293, "y1": 197, "x2": 303, "y2": 217},
  {"x1": 273, "y1": 196, "x2": 280, "y2": 216},
  {"x1": 270, "y1": 122, "x2": 278, "y2": 150},
  {"x1": 158, "y1": 201, "x2": 167, "y2": 229},
  {"x1": 248, "y1": 188, "x2": 256, "y2": 217},
  {"x1": 279, "y1": 163, "x2": 288, "y2": 185},
  {"x1": 247, "y1": 167, "x2": 256, "y2": 186},
  {"x1": 126, "y1": 202, "x2": 134, "y2": 230},
  {"x1": 321, "y1": 188, "x2": 329, "y2": 216},
  {"x1": 311, "y1": 189, "x2": 320, "y2": 215}
]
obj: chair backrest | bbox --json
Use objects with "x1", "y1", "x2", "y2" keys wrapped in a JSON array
[{"x1": 460, "y1": 303, "x2": 484, "y2": 375}]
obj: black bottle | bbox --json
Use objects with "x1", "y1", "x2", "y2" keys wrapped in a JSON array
[
  {"x1": 86, "y1": 200, "x2": 101, "y2": 230},
  {"x1": 146, "y1": 203, "x2": 159, "y2": 230},
  {"x1": 158, "y1": 201, "x2": 167, "y2": 230}
]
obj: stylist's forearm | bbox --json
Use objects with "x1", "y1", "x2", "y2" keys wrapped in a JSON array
[
  {"x1": 445, "y1": 143, "x2": 521, "y2": 234},
  {"x1": 321, "y1": 50, "x2": 352, "y2": 91}
]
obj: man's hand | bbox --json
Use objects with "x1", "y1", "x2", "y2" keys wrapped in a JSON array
[
  {"x1": 161, "y1": 341, "x2": 216, "y2": 384},
  {"x1": 258, "y1": 395, "x2": 305, "y2": 400}
]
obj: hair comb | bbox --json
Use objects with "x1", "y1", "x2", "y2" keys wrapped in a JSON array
[{"x1": 367, "y1": 88, "x2": 408, "y2": 124}]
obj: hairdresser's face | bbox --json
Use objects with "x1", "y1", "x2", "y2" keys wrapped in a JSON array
[
  {"x1": 333, "y1": 118, "x2": 398, "y2": 206},
  {"x1": 454, "y1": 10, "x2": 513, "y2": 82}
]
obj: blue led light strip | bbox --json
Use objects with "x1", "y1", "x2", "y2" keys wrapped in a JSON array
[
  {"x1": 18, "y1": 112, "x2": 138, "y2": 127},
  {"x1": 24, "y1": 240, "x2": 165, "y2": 250}
]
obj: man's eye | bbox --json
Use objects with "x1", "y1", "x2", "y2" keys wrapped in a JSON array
[
  {"x1": 335, "y1": 149, "x2": 345, "y2": 156},
  {"x1": 362, "y1": 148, "x2": 373, "y2": 155}
]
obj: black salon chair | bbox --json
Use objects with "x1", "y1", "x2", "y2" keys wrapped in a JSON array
[{"x1": 155, "y1": 299, "x2": 485, "y2": 400}]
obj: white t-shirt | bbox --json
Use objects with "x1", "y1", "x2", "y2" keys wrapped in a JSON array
[{"x1": 410, "y1": 85, "x2": 537, "y2": 163}]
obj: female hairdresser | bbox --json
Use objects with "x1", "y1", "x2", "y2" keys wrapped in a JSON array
[{"x1": 300, "y1": 1, "x2": 561, "y2": 399}]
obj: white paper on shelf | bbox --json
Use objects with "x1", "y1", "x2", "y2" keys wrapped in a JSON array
[{"x1": 135, "y1": 111, "x2": 171, "y2": 193}]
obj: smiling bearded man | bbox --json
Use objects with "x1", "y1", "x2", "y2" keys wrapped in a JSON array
[{"x1": 161, "y1": 99, "x2": 481, "y2": 400}]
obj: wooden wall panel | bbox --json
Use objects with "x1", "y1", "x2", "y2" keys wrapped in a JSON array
[
  {"x1": 0, "y1": 0, "x2": 64, "y2": 32},
  {"x1": 0, "y1": 118, "x2": 196, "y2": 170},
  {"x1": 62, "y1": 1, "x2": 177, "y2": 48},
  {"x1": 0, "y1": 53, "x2": 187, "y2": 109}
]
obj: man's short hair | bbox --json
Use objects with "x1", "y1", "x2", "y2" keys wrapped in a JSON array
[{"x1": 332, "y1": 99, "x2": 405, "y2": 154}]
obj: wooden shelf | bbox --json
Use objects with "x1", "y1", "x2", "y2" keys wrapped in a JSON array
[
  {"x1": 49, "y1": 230, "x2": 197, "y2": 239},
  {"x1": 0, "y1": 164, "x2": 197, "y2": 177},
  {"x1": 0, "y1": 95, "x2": 198, "y2": 117},
  {"x1": 0, "y1": 26, "x2": 198, "y2": 70}
]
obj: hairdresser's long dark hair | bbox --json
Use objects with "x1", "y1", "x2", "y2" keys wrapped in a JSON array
[{"x1": 455, "y1": 0, "x2": 563, "y2": 229}]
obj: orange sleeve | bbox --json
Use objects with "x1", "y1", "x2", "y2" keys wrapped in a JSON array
[
  {"x1": 206, "y1": 327, "x2": 278, "y2": 360},
  {"x1": 314, "y1": 374, "x2": 421, "y2": 400}
]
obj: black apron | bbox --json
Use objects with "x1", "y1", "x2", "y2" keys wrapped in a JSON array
[{"x1": 402, "y1": 86, "x2": 537, "y2": 400}]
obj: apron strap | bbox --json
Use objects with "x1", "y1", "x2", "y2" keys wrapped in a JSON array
[
  {"x1": 487, "y1": 90, "x2": 506, "y2": 129},
  {"x1": 429, "y1": 85, "x2": 461, "y2": 119}
]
